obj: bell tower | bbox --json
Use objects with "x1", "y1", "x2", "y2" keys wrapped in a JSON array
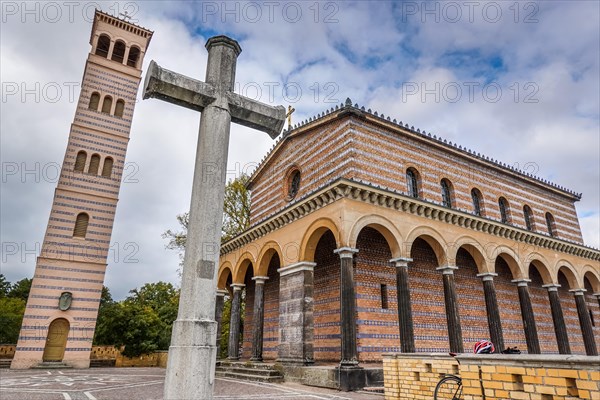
[{"x1": 11, "y1": 10, "x2": 153, "y2": 369}]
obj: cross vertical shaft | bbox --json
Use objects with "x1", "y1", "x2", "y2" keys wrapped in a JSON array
[{"x1": 143, "y1": 35, "x2": 285, "y2": 400}]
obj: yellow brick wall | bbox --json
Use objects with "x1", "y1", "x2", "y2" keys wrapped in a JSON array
[{"x1": 383, "y1": 354, "x2": 600, "y2": 400}]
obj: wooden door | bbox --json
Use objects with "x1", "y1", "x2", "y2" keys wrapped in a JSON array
[{"x1": 42, "y1": 318, "x2": 69, "y2": 361}]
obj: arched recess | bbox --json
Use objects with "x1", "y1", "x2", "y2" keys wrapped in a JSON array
[
  {"x1": 449, "y1": 236, "x2": 489, "y2": 273},
  {"x1": 95, "y1": 34, "x2": 110, "y2": 58},
  {"x1": 347, "y1": 215, "x2": 402, "y2": 258},
  {"x1": 300, "y1": 218, "x2": 340, "y2": 262},
  {"x1": 527, "y1": 259, "x2": 553, "y2": 285},
  {"x1": 114, "y1": 99, "x2": 125, "y2": 118},
  {"x1": 101, "y1": 96, "x2": 112, "y2": 114},
  {"x1": 405, "y1": 226, "x2": 448, "y2": 266},
  {"x1": 489, "y1": 245, "x2": 523, "y2": 280},
  {"x1": 127, "y1": 46, "x2": 141, "y2": 67},
  {"x1": 89, "y1": 92, "x2": 100, "y2": 111},
  {"x1": 556, "y1": 263, "x2": 580, "y2": 290},
  {"x1": 74, "y1": 150, "x2": 87, "y2": 172},
  {"x1": 111, "y1": 40, "x2": 126, "y2": 63},
  {"x1": 217, "y1": 262, "x2": 233, "y2": 291},
  {"x1": 256, "y1": 242, "x2": 283, "y2": 277},
  {"x1": 582, "y1": 268, "x2": 600, "y2": 293},
  {"x1": 233, "y1": 253, "x2": 256, "y2": 284}
]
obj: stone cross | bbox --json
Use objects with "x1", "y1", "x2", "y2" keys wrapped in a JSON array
[
  {"x1": 286, "y1": 105, "x2": 295, "y2": 128},
  {"x1": 143, "y1": 35, "x2": 285, "y2": 400}
]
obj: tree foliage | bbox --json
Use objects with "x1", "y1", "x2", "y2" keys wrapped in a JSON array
[
  {"x1": 0, "y1": 297, "x2": 26, "y2": 343},
  {"x1": 93, "y1": 282, "x2": 179, "y2": 357},
  {"x1": 0, "y1": 274, "x2": 11, "y2": 297},
  {"x1": 9, "y1": 278, "x2": 32, "y2": 301}
]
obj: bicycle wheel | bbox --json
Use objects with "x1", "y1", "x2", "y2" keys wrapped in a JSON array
[{"x1": 434, "y1": 375, "x2": 463, "y2": 400}]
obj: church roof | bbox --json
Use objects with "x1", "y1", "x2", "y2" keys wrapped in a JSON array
[{"x1": 247, "y1": 98, "x2": 582, "y2": 201}]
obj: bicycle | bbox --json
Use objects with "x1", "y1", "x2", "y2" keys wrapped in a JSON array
[{"x1": 433, "y1": 352, "x2": 462, "y2": 400}]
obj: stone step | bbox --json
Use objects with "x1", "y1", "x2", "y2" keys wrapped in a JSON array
[
  {"x1": 33, "y1": 362, "x2": 73, "y2": 369},
  {"x1": 216, "y1": 370, "x2": 284, "y2": 383},
  {"x1": 217, "y1": 366, "x2": 282, "y2": 377},
  {"x1": 217, "y1": 361, "x2": 279, "y2": 371},
  {"x1": 0, "y1": 359, "x2": 12, "y2": 369}
]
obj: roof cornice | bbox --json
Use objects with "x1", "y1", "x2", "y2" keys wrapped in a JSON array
[{"x1": 222, "y1": 178, "x2": 599, "y2": 262}]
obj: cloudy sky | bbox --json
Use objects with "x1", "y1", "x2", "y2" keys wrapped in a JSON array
[{"x1": 1, "y1": 1, "x2": 598, "y2": 300}]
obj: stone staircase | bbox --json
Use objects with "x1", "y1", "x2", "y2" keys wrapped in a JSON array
[
  {"x1": 33, "y1": 361, "x2": 73, "y2": 369},
  {"x1": 216, "y1": 360, "x2": 284, "y2": 383},
  {"x1": 90, "y1": 359, "x2": 116, "y2": 368},
  {"x1": 0, "y1": 359, "x2": 11, "y2": 369}
]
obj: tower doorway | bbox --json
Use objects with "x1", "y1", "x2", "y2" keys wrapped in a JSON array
[{"x1": 42, "y1": 318, "x2": 69, "y2": 362}]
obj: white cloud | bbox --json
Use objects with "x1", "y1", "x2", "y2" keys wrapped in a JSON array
[{"x1": 1, "y1": 1, "x2": 598, "y2": 299}]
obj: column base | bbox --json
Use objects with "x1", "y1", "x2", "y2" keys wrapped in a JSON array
[
  {"x1": 335, "y1": 365, "x2": 365, "y2": 392},
  {"x1": 250, "y1": 357, "x2": 263, "y2": 362}
]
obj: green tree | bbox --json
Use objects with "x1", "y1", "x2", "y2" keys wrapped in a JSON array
[
  {"x1": 8, "y1": 278, "x2": 32, "y2": 301},
  {"x1": 0, "y1": 297, "x2": 26, "y2": 343},
  {"x1": 162, "y1": 173, "x2": 251, "y2": 258},
  {"x1": 0, "y1": 274, "x2": 11, "y2": 298}
]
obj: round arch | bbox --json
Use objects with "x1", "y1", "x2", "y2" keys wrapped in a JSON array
[
  {"x1": 233, "y1": 252, "x2": 256, "y2": 284},
  {"x1": 218, "y1": 262, "x2": 233, "y2": 290},
  {"x1": 405, "y1": 226, "x2": 448, "y2": 266},
  {"x1": 490, "y1": 246, "x2": 523, "y2": 280},
  {"x1": 256, "y1": 241, "x2": 284, "y2": 276},
  {"x1": 449, "y1": 235, "x2": 490, "y2": 273},
  {"x1": 347, "y1": 215, "x2": 402, "y2": 258},
  {"x1": 300, "y1": 217, "x2": 340, "y2": 262},
  {"x1": 582, "y1": 267, "x2": 600, "y2": 293},
  {"x1": 555, "y1": 262, "x2": 580, "y2": 290},
  {"x1": 527, "y1": 259, "x2": 553, "y2": 285}
]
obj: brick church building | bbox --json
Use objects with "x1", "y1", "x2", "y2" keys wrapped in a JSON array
[{"x1": 216, "y1": 99, "x2": 599, "y2": 383}]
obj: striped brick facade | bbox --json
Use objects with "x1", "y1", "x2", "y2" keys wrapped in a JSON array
[
  {"x1": 219, "y1": 101, "x2": 599, "y2": 370},
  {"x1": 11, "y1": 11, "x2": 152, "y2": 369}
]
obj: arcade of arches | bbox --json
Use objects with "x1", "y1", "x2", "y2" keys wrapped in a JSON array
[{"x1": 217, "y1": 194, "x2": 600, "y2": 367}]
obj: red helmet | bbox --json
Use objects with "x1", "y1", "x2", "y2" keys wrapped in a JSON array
[{"x1": 474, "y1": 340, "x2": 495, "y2": 354}]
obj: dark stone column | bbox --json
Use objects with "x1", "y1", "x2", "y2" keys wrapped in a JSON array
[
  {"x1": 512, "y1": 279, "x2": 540, "y2": 354},
  {"x1": 334, "y1": 247, "x2": 360, "y2": 368},
  {"x1": 437, "y1": 265, "x2": 463, "y2": 353},
  {"x1": 227, "y1": 284, "x2": 244, "y2": 360},
  {"x1": 477, "y1": 272, "x2": 504, "y2": 352},
  {"x1": 390, "y1": 257, "x2": 415, "y2": 353},
  {"x1": 543, "y1": 284, "x2": 570, "y2": 355},
  {"x1": 277, "y1": 262, "x2": 315, "y2": 364},
  {"x1": 572, "y1": 289, "x2": 598, "y2": 356},
  {"x1": 215, "y1": 289, "x2": 227, "y2": 359},
  {"x1": 250, "y1": 276, "x2": 268, "y2": 362},
  {"x1": 595, "y1": 293, "x2": 600, "y2": 309}
]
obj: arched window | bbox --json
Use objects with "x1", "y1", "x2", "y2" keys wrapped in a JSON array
[
  {"x1": 406, "y1": 168, "x2": 419, "y2": 198},
  {"x1": 471, "y1": 188, "x2": 484, "y2": 216},
  {"x1": 88, "y1": 154, "x2": 101, "y2": 175},
  {"x1": 101, "y1": 96, "x2": 112, "y2": 114},
  {"x1": 440, "y1": 178, "x2": 453, "y2": 208},
  {"x1": 114, "y1": 100, "x2": 125, "y2": 118},
  {"x1": 74, "y1": 150, "x2": 87, "y2": 172},
  {"x1": 127, "y1": 46, "x2": 140, "y2": 67},
  {"x1": 73, "y1": 213, "x2": 89, "y2": 238},
  {"x1": 498, "y1": 197, "x2": 510, "y2": 224},
  {"x1": 523, "y1": 205, "x2": 535, "y2": 231},
  {"x1": 545, "y1": 212, "x2": 556, "y2": 237},
  {"x1": 111, "y1": 40, "x2": 126, "y2": 63},
  {"x1": 88, "y1": 92, "x2": 100, "y2": 111},
  {"x1": 287, "y1": 170, "x2": 301, "y2": 199},
  {"x1": 101, "y1": 157, "x2": 114, "y2": 178},
  {"x1": 95, "y1": 35, "x2": 110, "y2": 58}
]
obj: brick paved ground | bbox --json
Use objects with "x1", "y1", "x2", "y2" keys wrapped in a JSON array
[{"x1": 0, "y1": 368, "x2": 382, "y2": 400}]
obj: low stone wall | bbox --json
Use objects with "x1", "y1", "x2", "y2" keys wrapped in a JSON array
[
  {"x1": 383, "y1": 353, "x2": 600, "y2": 400},
  {"x1": 90, "y1": 345, "x2": 121, "y2": 360},
  {"x1": 115, "y1": 351, "x2": 169, "y2": 367}
]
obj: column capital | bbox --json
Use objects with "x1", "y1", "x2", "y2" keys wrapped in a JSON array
[
  {"x1": 390, "y1": 257, "x2": 413, "y2": 267},
  {"x1": 216, "y1": 289, "x2": 228, "y2": 297},
  {"x1": 252, "y1": 276, "x2": 269, "y2": 284},
  {"x1": 477, "y1": 272, "x2": 498, "y2": 281},
  {"x1": 334, "y1": 247, "x2": 359, "y2": 258},
  {"x1": 569, "y1": 288, "x2": 586, "y2": 296},
  {"x1": 593, "y1": 292, "x2": 600, "y2": 298},
  {"x1": 511, "y1": 278, "x2": 531, "y2": 287},
  {"x1": 436, "y1": 265, "x2": 458, "y2": 275},
  {"x1": 231, "y1": 283, "x2": 245, "y2": 291},
  {"x1": 277, "y1": 261, "x2": 316, "y2": 277},
  {"x1": 542, "y1": 283, "x2": 561, "y2": 292}
]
